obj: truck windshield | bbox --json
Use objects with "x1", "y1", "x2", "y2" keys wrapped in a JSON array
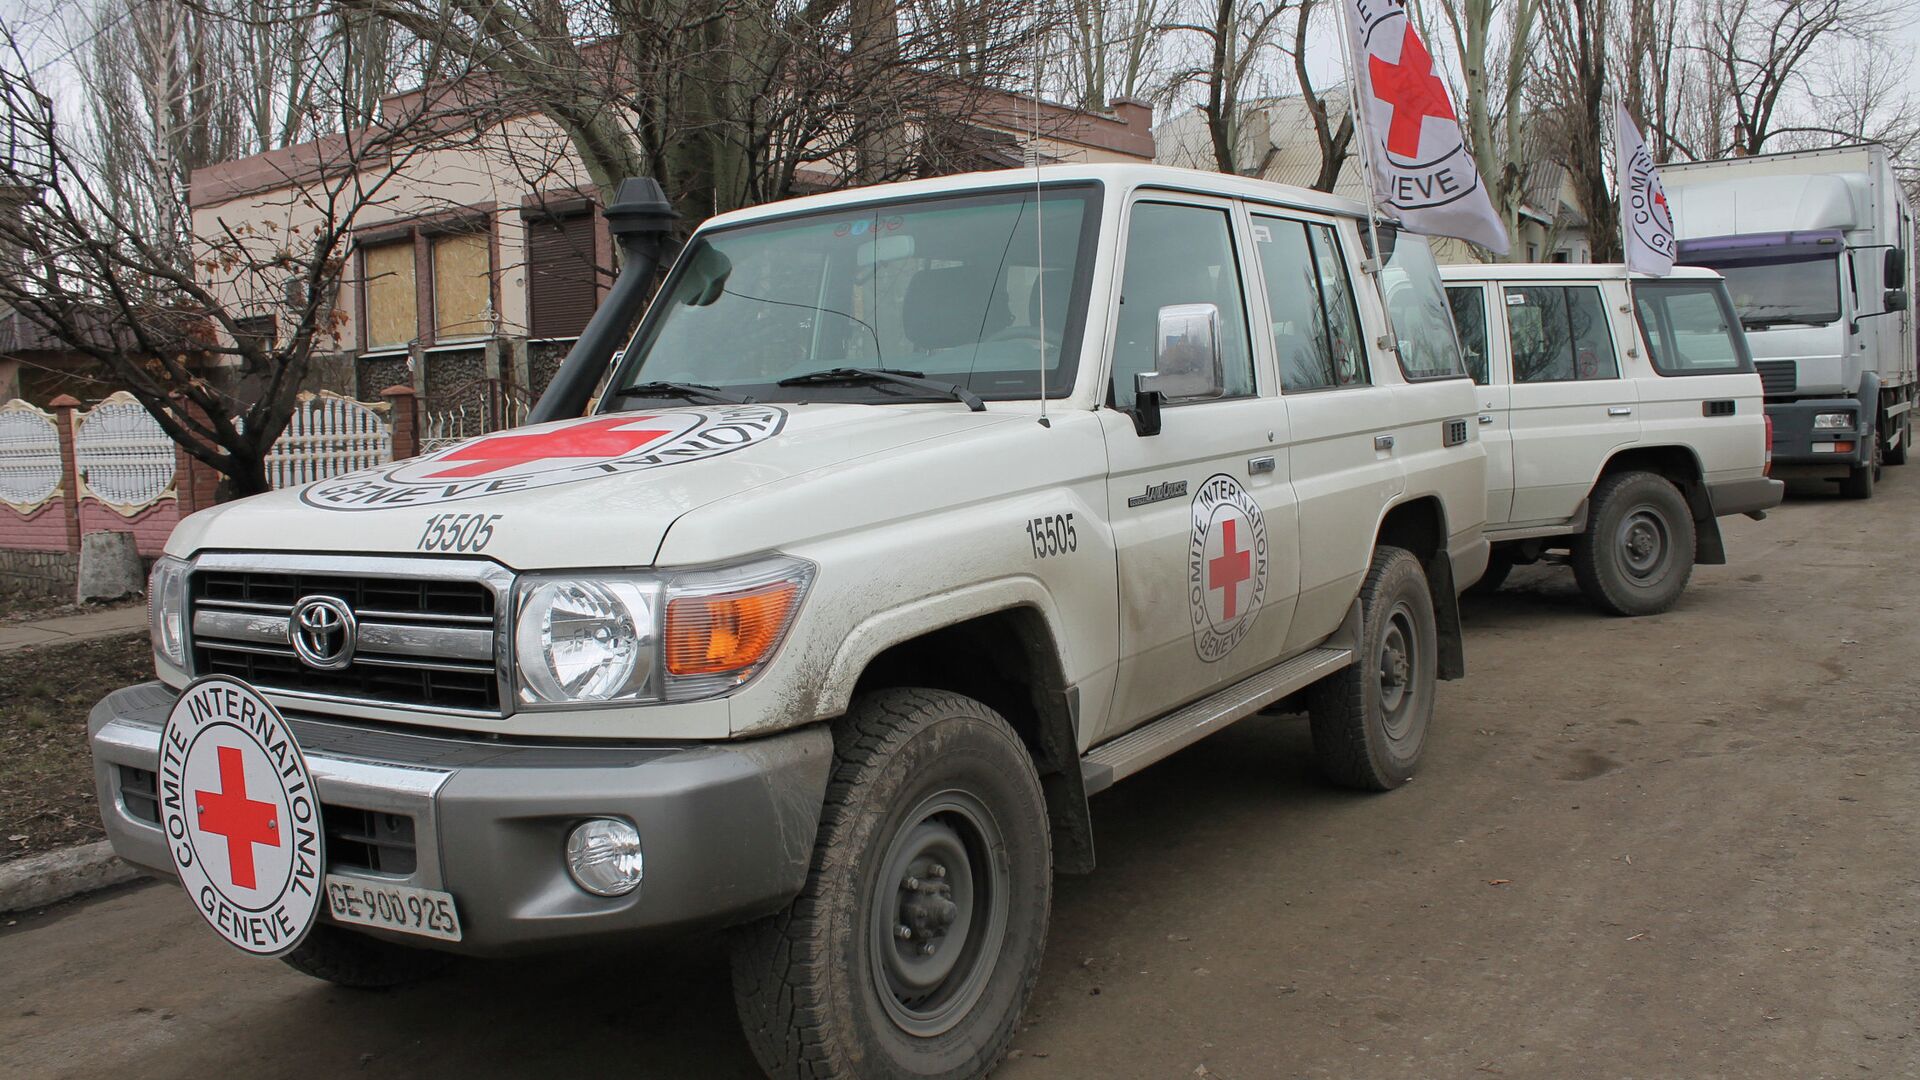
[
  {"x1": 609, "y1": 184, "x2": 1099, "y2": 405},
  {"x1": 1698, "y1": 256, "x2": 1841, "y2": 329}
]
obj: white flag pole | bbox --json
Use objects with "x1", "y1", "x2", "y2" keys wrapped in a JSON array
[
  {"x1": 1613, "y1": 83, "x2": 1632, "y2": 283},
  {"x1": 1332, "y1": 2, "x2": 1401, "y2": 355}
]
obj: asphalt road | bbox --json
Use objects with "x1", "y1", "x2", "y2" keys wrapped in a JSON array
[{"x1": 5, "y1": 471, "x2": 1918, "y2": 1080}]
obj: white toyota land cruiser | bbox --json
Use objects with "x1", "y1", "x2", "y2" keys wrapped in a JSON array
[
  {"x1": 90, "y1": 165, "x2": 1487, "y2": 1079},
  {"x1": 1441, "y1": 264, "x2": 1782, "y2": 615}
]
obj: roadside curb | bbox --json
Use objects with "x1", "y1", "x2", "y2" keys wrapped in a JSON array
[{"x1": 0, "y1": 841, "x2": 143, "y2": 915}]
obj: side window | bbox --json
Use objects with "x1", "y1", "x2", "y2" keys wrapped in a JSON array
[
  {"x1": 1633, "y1": 281, "x2": 1752, "y2": 375},
  {"x1": 1112, "y1": 202, "x2": 1255, "y2": 408},
  {"x1": 1376, "y1": 228, "x2": 1467, "y2": 380},
  {"x1": 1446, "y1": 286, "x2": 1489, "y2": 384},
  {"x1": 1505, "y1": 285, "x2": 1617, "y2": 382},
  {"x1": 1252, "y1": 214, "x2": 1367, "y2": 392}
]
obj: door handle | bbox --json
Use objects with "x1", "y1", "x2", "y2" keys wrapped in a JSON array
[
  {"x1": 1477, "y1": 414, "x2": 1494, "y2": 425},
  {"x1": 1608, "y1": 406, "x2": 1634, "y2": 417},
  {"x1": 1374, "y1": 434, "x2": 1396, "y2": 452},
  {"x1": 1247, "y1": 455, "x2": 1276, "y2": 475}
]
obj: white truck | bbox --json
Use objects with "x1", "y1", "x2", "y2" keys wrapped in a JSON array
[
  {"x1": 1442, "y1": 264, "x2": 1781, "y2": 614},
  {"x1": 1662, "y1": 144, "x2": 1916, "y2": 498},
  {"x1": 88, "y1": 165, "x2": 1488, "y2": 1080}
]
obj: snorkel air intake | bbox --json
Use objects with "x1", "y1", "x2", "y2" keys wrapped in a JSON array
[{"x1": 527, "y1": 177, "x2": 678, "y2": 424}]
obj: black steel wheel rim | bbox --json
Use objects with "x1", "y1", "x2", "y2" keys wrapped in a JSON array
[
  {"x1": 1378, "y1": 600, "x2": 1420, "y2": 742},
  {"x1": 868, "y1": 788, "x2": 1009, "y2": 1038},
  {"x1": 1616, "y1": 504, "x2": 1672, "y2": 581}
]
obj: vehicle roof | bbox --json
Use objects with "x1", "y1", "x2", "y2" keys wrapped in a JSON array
[
  {"x1": 1438, "y1": 262, "x2": 1723, "y2": 283},
  {"x1": 696, "y1": 163, "x2": 1373, "y2": 231}
]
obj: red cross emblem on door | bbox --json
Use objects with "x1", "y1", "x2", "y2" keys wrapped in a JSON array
[
  {"x1": 423, "y1": 417, "x2": 672, "y2": 479},
  {"x1": 195, "y1": 745, "x2": 281, "y2": 890},
  {"x1": 1209, "y1": 518, "x2": 1253, "y2": 620},
  {"x1": 1369, "y1": 25, "x2": 1456, "y2": 158}
]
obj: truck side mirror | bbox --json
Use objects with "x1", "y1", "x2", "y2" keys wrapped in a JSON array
[
  {"x1": 1884, "y1": 249, "x2": 1906, "y2": 290},
  {"x1": 1132, "y1": 304, "x2": 1225, "y2": 436},
  {"x1": 1886, "y1": 287, "x2": 1908, "y2": 313}
]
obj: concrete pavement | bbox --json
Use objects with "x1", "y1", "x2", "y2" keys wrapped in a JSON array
[{"x1": 0, "y1": 606, "x2": 145, "y2": 653}]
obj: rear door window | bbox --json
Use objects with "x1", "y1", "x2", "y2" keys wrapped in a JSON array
[
  {"x1": 1375, "y1": 227, "x2": 1467, "y2": 380},
  {"x1": 1251, "y1": 213, "x2": 1368, "y2": 392},
  {"x1": 1504, "y1": 285, "x2": 1617, "y2": 382},
  {"x1": 1633, "y1": 281, "x2": 1754, "y2": 375}
]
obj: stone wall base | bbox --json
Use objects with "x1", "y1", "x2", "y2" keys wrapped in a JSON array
[{"x1": 0, "y1": 548, "x2": 80, "y2": 598}]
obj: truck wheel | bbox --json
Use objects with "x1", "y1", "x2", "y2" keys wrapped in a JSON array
[
  {"x1": 730, "y1": 689, "x2": 1051, "y2": 1080},
  {"x1": 1885, "y1": 414, "x2": 1909, "y2": 466},
  {"x1": 1308, "y1": 546, "x2": 1437, "y2": 791},
  {"x1": 1840, "y1": 448, "x2": 1881, "y2": 499},
  {"x1": 1571, "y1": 471, "x2": 1695, "y2": 616},
  {"x1": 279, "y1": 924, "x2": 453, "y2": 989}
]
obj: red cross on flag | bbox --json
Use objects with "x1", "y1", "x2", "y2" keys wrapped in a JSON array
[{"x1": 1343, "y1": 0, "x2": 1509, "y2": 254}]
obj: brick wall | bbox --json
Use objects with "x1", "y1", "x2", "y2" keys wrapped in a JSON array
[
  {"x1": 77, "y1": 498, "x2": 179, "y2": 557},
  {"x1": 0, "y1": 500, "x2": 71, "y2": 552}
]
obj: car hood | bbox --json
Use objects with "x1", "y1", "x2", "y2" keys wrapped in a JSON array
[{"x1": 168, "y1": 402, "x2": 1020, "y2": 569}]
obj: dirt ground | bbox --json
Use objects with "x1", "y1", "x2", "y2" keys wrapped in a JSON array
[
  {"x1": 0, "y1": 633, "x2": 152, "y2": 862},
  {"x1": 2, "y1": 472, "x2": 1917, "y2": 1079}
]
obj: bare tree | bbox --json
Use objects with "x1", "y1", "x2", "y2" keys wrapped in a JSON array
[
  {"x1": 0, "y1": 19, "x2": 493, "y2": 496},
  {"x1": 1532, "y1": 0, "x2": 1616, "y2": 260},
  {"x1": 1436, "y1": 0, "x2": 1538, "y2": 258},
  {"x1": 1054, "y1": 0, "x2": 1175, "y2": 110},
  {"x1": 1167, "y1": 0, "x2": 1292, "y2": 175},
  {"x1": 1697, "y1": 0, "x2": 1892, "y2": 156},
  {"x1": 1289, "y1": 0, "x2": 1351, "y2": 192}
]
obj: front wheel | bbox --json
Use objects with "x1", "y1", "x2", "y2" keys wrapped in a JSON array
[
  {"x1": 280, "y1": 924, "x2": 453, "y2": 989},
  {"x1": 1571, "y1": 471, "x2": 1696, "y2": 616},
  {"x1": 1308, "y1": 545, "x2": 1438, "y2": 791},
  {"x1": 730, "y1": 689, "x2": 1051, "y2": 1080}
]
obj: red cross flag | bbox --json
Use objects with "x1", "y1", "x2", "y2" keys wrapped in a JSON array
[
  {"x1": 1615, "y1": 99, "x2": 1675, "y2": 275},
  {"x1": 1343, "y1": 0, "x2": 1509, "y2": 254}
]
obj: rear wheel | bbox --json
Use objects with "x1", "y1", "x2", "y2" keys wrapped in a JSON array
[
  {"x1": 1841, "y1": 445, "x2": 1881, "y2": 499},
  {"x1": 1571, "y1": 471, "x2": 1695, "y2": 616},
  {"x1": 1309, "y1": 546, "x2": 1437, "y2": 791},
  {"x1": 730, "y1": 689, "x2": 1051, "y2": 1080}
]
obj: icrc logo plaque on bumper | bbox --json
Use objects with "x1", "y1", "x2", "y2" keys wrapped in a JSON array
[{"x1": 160, "y1": 676, "x2": 325, "y2": 956}]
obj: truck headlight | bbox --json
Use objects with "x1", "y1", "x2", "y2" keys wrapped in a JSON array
[
  {"x1": 1813, "y1": 412, "x2": 1855, "y2": 430},
  {"x1": 514, "y1": 579, "x2": 657, "y2": 706},
  {"x1": 511, "y1": 555, "x2": 813, "y2": 708},
  {"x1": 147, "y1": 556, "x2": 189, "y2": 673}
]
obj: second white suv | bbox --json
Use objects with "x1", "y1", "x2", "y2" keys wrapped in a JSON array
[{"x1": 1442, "y1": 264, "x2": 1782, "y2": 614}]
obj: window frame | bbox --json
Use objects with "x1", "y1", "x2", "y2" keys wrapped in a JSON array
[
  {"x1": 1104, "y1": 190, "x2": 1262, "y2": 410},
  {"x1": 1444, "y1": 284, "x2": 1491, "y2": 386},
  {"x1": 1631, "y1": 279, "x2": 1756, "y2": 378},
  {"x1": 1246, "y1": 208, "x2": 1371, "y2": 395},
  {"x1": 353, "y1": 206, "x2": 499, "y2": 354},
  {"x1": 1501, "y1": 283, "x2": 1620, "y2": 384}
]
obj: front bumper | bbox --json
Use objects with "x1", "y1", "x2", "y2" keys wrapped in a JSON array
[
  {"x1": 89, "y1": 682, "x2": 832, "y2": 955},
  {"x1": 1767, "y1": 398, "x2": 1872, "y2": 468}
]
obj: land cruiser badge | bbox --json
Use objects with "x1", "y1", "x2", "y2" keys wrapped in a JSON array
[
  {"x1": 302, "y1": 405, "x2": 786, "y2": 511},
  {"x1": 1189, "y1": 474, "x2": 1267, "y2": 662}
]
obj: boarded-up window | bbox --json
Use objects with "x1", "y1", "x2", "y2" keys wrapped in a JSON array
[
  {"x1": 433, "y1": 231, "x2": 492, "y2": 338},
  {"x1": 363, "y1": 240, "x2": 417, "y2": 348},
  {"x1": 527, "y1": 212, "x2": 598, "y2": 339}
]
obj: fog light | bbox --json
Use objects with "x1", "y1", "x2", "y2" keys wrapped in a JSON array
[{"x1": 566, "y1": 819, "x2": 643, "y2": 897}]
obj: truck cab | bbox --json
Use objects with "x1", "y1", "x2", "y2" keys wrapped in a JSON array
[
  {"x1": 89, "y1": 165, "x2": 1487, "y2": 1080},
  {"x1": 1442, "y1": 264, "x2": 1780, "y2": 614},
  {"x1": 1663, "y1": 144, "x2": 1917, "y2": 498}
]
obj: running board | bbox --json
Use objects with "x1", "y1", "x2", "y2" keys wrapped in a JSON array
[{"x1": 1080, "y1": 647, "x2": 1353, "y2": 795}]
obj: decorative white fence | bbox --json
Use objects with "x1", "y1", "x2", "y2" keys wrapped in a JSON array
[
  {"x1": 423, "y1": 395, "x2": 527, "y2": 454},
  {"x1": 263, "y1": 392, "x2": 394, "y2": 488},
  {"x1": 0, "y1": 399, "x2": 62, "y2": 511},
  {"x1": 74, "y1": 392, "x2": 176, "y2": 513}
]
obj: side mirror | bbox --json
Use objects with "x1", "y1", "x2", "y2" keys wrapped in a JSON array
[
  {"x1": 1138, "y1": 303, "x2": 1225, "y2": 400},
  {"x1": 1886, "y1": 287, "x2": 1908, "y2": 313},
  {"x1": 1884, "y1": 249, "x2": 1906, "y2": 290}
]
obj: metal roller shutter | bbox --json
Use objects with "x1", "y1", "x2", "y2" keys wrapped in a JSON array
[{"x1": 527, "y1": 212, "x2": 599, "y2": 339}]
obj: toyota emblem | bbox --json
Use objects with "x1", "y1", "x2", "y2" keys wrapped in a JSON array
[{"x1": 288, "y1": 595, "x2": 357, "y2": 670}]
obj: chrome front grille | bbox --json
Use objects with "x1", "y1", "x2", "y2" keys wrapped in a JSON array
[{"x1": 187, "y1": 555, "x2": 510, "y2": 716}]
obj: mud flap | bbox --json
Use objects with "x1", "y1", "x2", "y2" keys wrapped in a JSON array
[
  {"x1": 1427, "y1": 553, "x2": 1467, "y2": 680},
  {"x1": 1037, "y1": 686, "x2": 1096, "y2": 875}
]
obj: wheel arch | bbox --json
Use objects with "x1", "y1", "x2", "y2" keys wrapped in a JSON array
[
  {"x1": 1595, "y1": 444, "x2": 1725, "y2": 564},
  {"x1": 841, "y1": 599, "x2": 1095, "y2": 875},
  {"x1": 1373, "y1": 495, "x2": 1466, "y2": 680}
]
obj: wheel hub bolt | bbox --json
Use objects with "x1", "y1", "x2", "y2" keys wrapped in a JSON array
[
  {"x1": 919, "y1": 942, "x2": 937, "y2": 956},
  {"x1": 896, "y1": 924, "x2": 913, "y2": 940},
  {"x1": 929, "y1": 864, "x2": 946, "y2": 879},
  {"x1": 902, "y1": 875, "x2": 920, "y2": 891}
]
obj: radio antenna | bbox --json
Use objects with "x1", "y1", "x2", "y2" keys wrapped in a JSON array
[{"x1": 1030, "y1": 45, "x2": 1051, "y2": 428}]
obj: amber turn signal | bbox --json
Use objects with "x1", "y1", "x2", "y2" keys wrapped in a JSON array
[{"x1": 665, "y1": 581, "x2": 801, "y2": 676}]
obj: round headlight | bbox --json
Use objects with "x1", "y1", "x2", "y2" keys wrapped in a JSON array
[
  {"x1": 566, "y1": 818, "x2": 643, "y2": 897},
  {"x1": 515, "y1": 580, "x2": 654, "y2": 703}
]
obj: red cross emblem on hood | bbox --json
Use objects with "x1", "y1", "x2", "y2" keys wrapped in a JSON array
[
  {"x1": 423, "y1": 417, "x2": 672, "y2": 479},
  {"x1": 1370, "y1": 25, "x2": 1456, "y2": 159}
]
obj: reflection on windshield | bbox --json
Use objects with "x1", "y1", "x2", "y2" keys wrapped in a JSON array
[
  {"x1": 1702, "y1": 256, "x2": 1841, "y2": 328},
  {"x1": 613, "y1": 186, "x2": 1096, "y2": 403}
]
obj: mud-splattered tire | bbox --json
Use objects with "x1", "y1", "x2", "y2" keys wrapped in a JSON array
[
  {"x1": 1308, "y1": 546, "x2": 1437, "y2": 791},
  {"x1": 1571, "y1": 471, "x2": 1696, "y2": 615},
  {"x1": 280, "y1": 924, "x2": 453, "y2": 989},
  {"x1": 729, "y1": 689, "x2": 1051, "y2": 1080}
]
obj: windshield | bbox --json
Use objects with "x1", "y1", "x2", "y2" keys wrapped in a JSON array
[
  {"x1": 609, "y1": 184, "x2": 1099, "y2": 405},
  {"x1": 1695, "y1": 256, "x2": 1841, "y2": 329}
]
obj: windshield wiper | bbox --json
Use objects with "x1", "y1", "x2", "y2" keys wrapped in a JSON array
[
  {"x1": 777, "y1": 367, "x2": 985, "y2": 412},
  {"x1": 613, "y1": 380, "x2": 756, "y2": 405}
]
